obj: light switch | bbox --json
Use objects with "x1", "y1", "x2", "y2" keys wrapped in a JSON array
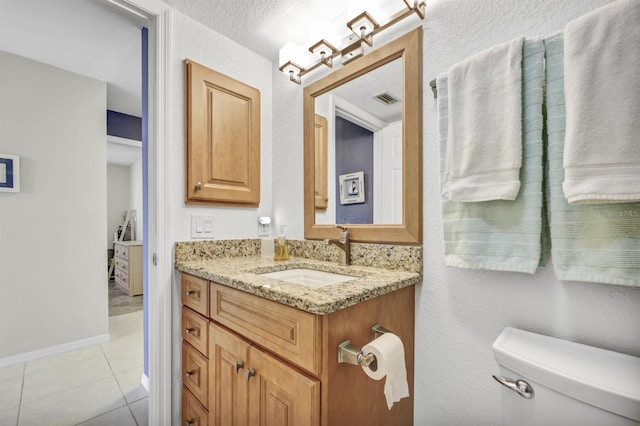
[{"x1": 191, "y1": 214, "x2": 215, "y2": 238}]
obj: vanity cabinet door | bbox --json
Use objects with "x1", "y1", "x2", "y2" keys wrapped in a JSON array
[
  {"x1": 210, "y1": 323, "x2": 250, "y2": 426},
  {"x1": 248, "y1": 346, "x2": 320, "y2": 426},
  {"x1": 184, "y1": 59, "x2": 261, "y2": 207}
]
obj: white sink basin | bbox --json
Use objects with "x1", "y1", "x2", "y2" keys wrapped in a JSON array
[{"x1": 259, "y1": 268, "x2": 358, "y2": 288}]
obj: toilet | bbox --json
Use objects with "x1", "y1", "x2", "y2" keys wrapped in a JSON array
[{"x1": 492, "y1": 327, "x2": 640, "y2": 425}]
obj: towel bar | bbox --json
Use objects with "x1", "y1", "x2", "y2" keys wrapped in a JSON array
[{"x1": 429, "y1": 79, "x2": 438, "y2": 98}]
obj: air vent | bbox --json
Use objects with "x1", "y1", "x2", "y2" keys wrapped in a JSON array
[{"x1": 372, "y1": 92, "x2": 400, "y2": 105}]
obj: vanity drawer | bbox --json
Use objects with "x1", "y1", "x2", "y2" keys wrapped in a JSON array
[
  {"x1": 182, "y1": 386, "x2": 208, "y2": 426},
  {"x1": 183, "y1": 342, "x2": 209, "y2": 409},
  {"x1": 114, "y1": 244, "x2": 129, "y2": 260},
  {"x1": 210, "y1": 283, "x2": 321, "y2": 375},
  {"x1": 114, "y1": 257, "x2": 129, "y2": 273},
  {"x1": 182, "y1": 273, "x2": 209, "y2": 317},
  {"x1": 182, "y1": 307, "x2": 209, "y2": 356}
]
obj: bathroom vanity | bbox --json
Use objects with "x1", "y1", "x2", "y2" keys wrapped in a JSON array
[{"x1": 177, "y1": 251, "x2": 420, "y2": 426}]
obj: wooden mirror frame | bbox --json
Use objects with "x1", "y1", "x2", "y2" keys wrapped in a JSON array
[{"x1": 303, "y1": 27, "x2": 423, "y2": 244}]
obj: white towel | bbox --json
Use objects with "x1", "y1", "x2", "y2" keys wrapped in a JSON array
[
  {"x1": 545, "y1": 33, "x2": 640, "y2": 287},
  {"x1": 437, "y1": 39, "x2": 546, "y2": 274},
  {"x1": 563, "y1": 0, "x2": 640, "y2": 204},
  {"x1": 444, "y1": 36, "x2": 525, "y2": 202}
]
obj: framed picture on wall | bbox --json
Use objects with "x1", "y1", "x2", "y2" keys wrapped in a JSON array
[
  {"x1": 0, "y1": 154, "x2": 20, "y2": 193},
  {"x1": 339, "y1": 171, "x2": 365, "y2": 205}
]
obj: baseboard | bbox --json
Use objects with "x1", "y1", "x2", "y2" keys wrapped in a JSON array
[
  {"x1": 141, "y1": 373, "x2": 149, "y2": 392},
  {"x1": 0, "y1": 333, "x2": 110, "y2": 368}
]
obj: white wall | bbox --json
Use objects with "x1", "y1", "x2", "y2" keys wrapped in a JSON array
[
  {"x1": 129, "y1": 159, "x2": 143, "y2": 241},
  {"x1": 0, "y1": 51, "x2": 108, "y2": 361},
  {"x1": 272, "y1": 1, "x2": 640, "y2": 424},
  {"x1": 167, "y1": 10, "x2": 274, "y2": 423},
  {"x1": 107, "y1": 164, "x2": 131, "y2": 247}
]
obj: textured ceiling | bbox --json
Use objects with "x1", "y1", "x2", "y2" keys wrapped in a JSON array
[{"x1": 162, "y1": 0, "x2": 357, "y2": 61}]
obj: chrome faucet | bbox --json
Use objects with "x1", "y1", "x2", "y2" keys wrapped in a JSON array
[{"x1": 324, "y1": 225, "x2": 351, "y2": 266}]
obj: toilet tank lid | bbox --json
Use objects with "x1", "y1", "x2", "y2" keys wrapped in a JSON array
[{"x1": 493, "y1": 327, "x2": 640, "y2": 421}]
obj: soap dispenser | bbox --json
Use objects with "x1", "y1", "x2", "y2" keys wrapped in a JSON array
[{"x1": 274, "y1": 225, "x2": 289, "y2": 261}]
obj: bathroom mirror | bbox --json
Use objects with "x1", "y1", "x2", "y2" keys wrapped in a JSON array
[{"x1": 304, "y1": 27, "x2": 422, "y2": 244}]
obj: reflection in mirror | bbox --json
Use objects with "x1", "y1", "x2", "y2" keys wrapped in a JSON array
[
  {"x1": 304, "y1": 27, "x2": 422, "y2": 244},
  {"x1": 314, "y1": 58, "x2": 403, "y2": 225}
]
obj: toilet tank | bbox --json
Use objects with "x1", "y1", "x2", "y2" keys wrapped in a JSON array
[{"x1": 492, "y1": 327, "x2": 640, "y2": 426}]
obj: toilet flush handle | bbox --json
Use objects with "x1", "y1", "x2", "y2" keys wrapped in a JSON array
[{"x1": 492, "y1": 375, "x2": 534, "y2": 399}]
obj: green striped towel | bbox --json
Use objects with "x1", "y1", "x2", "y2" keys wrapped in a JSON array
[
  {"x1": 544, "y1": 33, "x2": 640, "y2": 287},
  {"x1": 437, "y1": 39, "x2": 545, "y2": 274}
]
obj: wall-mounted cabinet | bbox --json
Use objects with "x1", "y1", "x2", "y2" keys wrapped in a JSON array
[{"x1": 184, "y1": 59, "x2": 261, "y2": 207}]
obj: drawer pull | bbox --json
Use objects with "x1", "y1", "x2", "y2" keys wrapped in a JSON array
[
  {"x1": 195, "y1": 182, "x2": 202, "y2": 191},
  {"x1": 185, "y1": 327, "x2": 195, "y2": 334},
  {"x1": 185, "y1": 370, "x2": 195, "y2": 378},
  {"x1": 186, "y1": 420, "x2": 195, "y2": 426},
  {"x1": 245, "y1": 368, "x2": 256, "y2": 382},
  {"x1": 233, "y1": 360, "x2": 244, "y2": 374},
  {"x1": 185, "y1": 290, "x2": 198, "y2": 297}
]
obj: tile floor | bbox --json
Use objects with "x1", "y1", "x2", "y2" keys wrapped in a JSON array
[{"x1": 0, "y1": 311, "x2": 147, "y2": 426}]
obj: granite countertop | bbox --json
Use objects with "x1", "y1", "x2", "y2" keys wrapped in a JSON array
[{"x1": 176, "y1": 256, "x2": 421, "y2": 315}]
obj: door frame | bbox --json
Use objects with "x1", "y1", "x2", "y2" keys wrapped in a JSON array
[{"x1": 100, "y1": 0, "x2": 172, "y2": 423}]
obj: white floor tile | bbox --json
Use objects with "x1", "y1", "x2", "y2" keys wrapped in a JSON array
[
  {"x1": 18, "y1": 376, "x2": 126, "y2": 426},
  {"x1": 100, "y1": 334, "x2": 142, "y2": 355},
  {"x1": 0, "y1": 407, "x2": 18, "y2": 426},
  {"x1": 108, "y1": 314, "x2": 143, "y2": 340},
  {"x1": 114, "y1": 367, "x2": 148, "y2": 404},
  {"x1": 0, "y1": 378, "x2": 22, "y2": 412},
  {"x1": 24, "y1": 346, "x2": 104, "y2": 376},
  {"x1": 0, "y1": 364, "x2": 23, "y2": 384},
  {"x1": 128, "y1": 397, "x2": 148, "y2": 426},
  {"x1": 77, "y1": 406, "x2": 137, "y2": 426},
  {"x1": 21, "y1": 355, "x2": 112, "y2": 404},
  {"x1": 103, "y1": 345, "x2": 143, "y2": 374}
]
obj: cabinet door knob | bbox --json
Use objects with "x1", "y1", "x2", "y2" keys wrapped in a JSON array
[
  {"x1": 185, "y1": 370, "x2": 195, "y2": 378},
  {"x1": 185, "y1": 327, "x2": 195, "y2": 334},
  {"x1": 186, "y1": 420, "x2": 195, "y2": 426},
  {"x1": 233, "y1": 360, "x2": 244, "y2": 374},
  {"x1": 195, "y1": 182, "x2": 202, "y2": 190},
  {"x1": 245, "y1": 368, "x2": 256, "y2": 382}
]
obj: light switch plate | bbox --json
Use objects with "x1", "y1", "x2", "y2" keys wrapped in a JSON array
[{"x1": 191, "y1": 214, "x2": 215, "y2": 238}]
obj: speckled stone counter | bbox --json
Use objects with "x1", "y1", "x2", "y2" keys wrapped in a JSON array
[{"x1": 175, "y1": 240, "x2": 422, "y2": 315}]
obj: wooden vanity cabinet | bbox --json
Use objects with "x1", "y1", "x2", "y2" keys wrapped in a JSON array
[{"x1": 180, "y1": 273, "x2": 415, "y2": 426}]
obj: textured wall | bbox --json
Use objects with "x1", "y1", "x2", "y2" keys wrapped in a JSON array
[
  {"x1": 272, "y1": 1, "x2": 640, "y2": 424},
  {"x1": 167, "y1": 10, "x2": 274, "y2": 423}
]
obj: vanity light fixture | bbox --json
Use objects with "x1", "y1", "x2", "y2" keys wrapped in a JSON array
[
  {"x1": 278, "y1": 0, "x2": 426, "y2": 84},
  {"x1": 346, "y1": 11, "x2": 379, "y2": 46}
]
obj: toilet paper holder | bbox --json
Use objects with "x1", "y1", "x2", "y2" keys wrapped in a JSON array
[{"x1": 337, "y1": 323, "x2": 391, "y2": 367}]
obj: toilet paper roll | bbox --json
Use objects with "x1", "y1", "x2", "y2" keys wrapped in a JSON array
[
  {"x1": 361, "y1": 333, "x2": 405, "y2": 380},
  {"x1": 361, "y1": 332, "x2": 410, "y2": 409}
]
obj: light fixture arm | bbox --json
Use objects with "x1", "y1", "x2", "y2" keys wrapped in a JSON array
[{"x1": 280, "y1": 0, "x2": 426, "y2": 84}]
